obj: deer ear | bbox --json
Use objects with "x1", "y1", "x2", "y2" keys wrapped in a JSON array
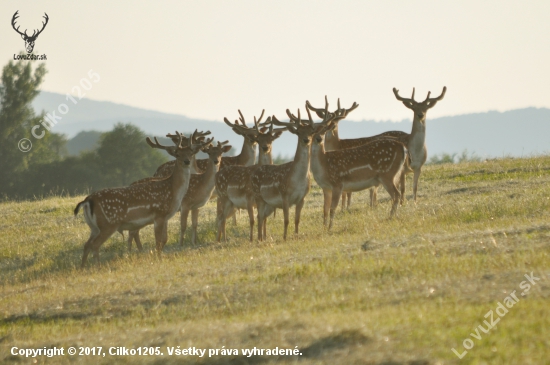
[
  {"x1": 273, "y1": 131, "x2": 283, "y2": 139},
  {"x1": 21, "y1": 34, "x2": 26, "y2": 40},
  {"x1": 222, "y1": 145, "x2": 232, "y2": 153}
]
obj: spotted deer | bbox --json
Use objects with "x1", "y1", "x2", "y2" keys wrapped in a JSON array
[
  {"x1": 369, "y1": 87, "x2": 447, "y2": 204},
  {"x1": 310, "y1": 113, "x2": 408, "y2": 229},
  {"x1": 306, "y1": 97, "x2": 362, "y2": 209},
  {"x1": 124, "y1": 130, "x2": 210, "y2": 251},
  {"x1": 179, "y1": 140, "x2": 232, "y2": 245},
  {"x1": 74, "y1": 132, "x2": 209, "y2": 267},
  {"x1": 251, "y1": 107, "x2": 336, "y2": 241},
  {"x1": 216, "y1": 116, "x2": 287, "y2": 242}
]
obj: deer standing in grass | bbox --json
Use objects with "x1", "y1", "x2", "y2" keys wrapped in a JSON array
[
  {"x1": 179, "y1": 140, "x2": 232, "y2": 245},
  {"x1": 251, "y1": 107, "x2": 336, "y2": 241},
  {"x1": 369, "y1": 87, "x2": 447, "y2": 204},
  {"x1": 124, "y1": 130, "x2": 210, "y2": 251},
  {"x1": 74, "y1": 133, "x2": 207, "y2": 267},
  {"x1": 305, "y1": 97, "x2": 361, "y2": 210},
  {"x1": 308, "y1": 100, "x2": 408, "y2": 228},
  {"x1": 216, "y1": 113, "x2": 286, "y2": 242}
]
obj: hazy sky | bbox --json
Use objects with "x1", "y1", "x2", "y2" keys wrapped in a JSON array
[{"x1": 2, "y1": 1, "x2": 549, "y2": 122}]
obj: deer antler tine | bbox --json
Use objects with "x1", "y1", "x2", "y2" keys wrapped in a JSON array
[
  {"x1": 238, "y1": 110, "x2": 246, "y2": 126},
  {"x1": 423, "y1": 91, "x2": 431, "y2": 103},
  {"x1": 411, "y1": 88, "x2": 415, "y2": 101},
  {"x1": 325, "y1": 95, "x2": 329, "y2": 110},
  {"x1": 337, "y1": 98, "x2": 341, "y2": 110},
  {"x1": 267, "y1": 116, "x2": 273, "y2": 134},
  {"x1": 306, "y1": 107, "x2": 314, "y2": 126},
  {"x1": 257, "y1": 109, "x2": 265, "y2": 124}
]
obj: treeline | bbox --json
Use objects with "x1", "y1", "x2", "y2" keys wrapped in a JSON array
[{"x1": 0, "y1": 60, "x2": 167, "y2": 200}]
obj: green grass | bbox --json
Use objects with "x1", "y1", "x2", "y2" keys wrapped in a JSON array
[{"x1": 1, "y1": 156, "x2": 550, "y2": 364}]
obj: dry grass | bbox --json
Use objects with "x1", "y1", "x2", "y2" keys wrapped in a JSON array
[{"x1": 1, "y1": 156, "x2": 550, "y2": 364}]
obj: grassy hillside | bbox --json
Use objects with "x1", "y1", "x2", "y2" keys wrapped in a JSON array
[{"x1": 1, "y1": 156, "x2": 549, "y2": 364}]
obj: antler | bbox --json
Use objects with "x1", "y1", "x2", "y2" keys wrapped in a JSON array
[
  {"x1": 147, "y1": 134, "x2": 184, "y2": 150},
  {"x1": 305, "y1": 95, "x2": 329, "y2": 117},
  {"x1": 424, "y1": 86, "x2": 447, "y2": 108},
  {"x1": 33, "y1": 13, "x2": 49, "y2": 39},
  {"x1": 224, "y1": 110, "x2": 266, "y2": 136},
  {"x1": 11, "y1": 11, "x2": 49, "y2": 39},
  {"x1": 11, "y1": 11, "x2": 25, "y2": 37},
  {"x1": 334, "y1": 98, "x2": 359, "y2": 120}
]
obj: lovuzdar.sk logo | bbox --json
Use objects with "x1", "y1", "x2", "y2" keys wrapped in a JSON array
[{"x1": 12, "y1": 10, "x2": 49, "y2": 59}]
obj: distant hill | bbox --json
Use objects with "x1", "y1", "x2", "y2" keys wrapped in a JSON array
[{"x1": 33, "y1": 91, "x2": 550, "y2": 159}]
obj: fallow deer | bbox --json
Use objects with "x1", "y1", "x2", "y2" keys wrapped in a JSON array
[
  {"x1": 124, "y1": 130, "x2": 209, "y2": 251},
  {"x1": 305, "y1": 97, "x2": 361, "y2": 209},
  {"x1": 179, "y1": 141, "x2": 232, "y2": 245},
  {"x1": 309, "y1": 110, "x2": 408, "y2": 229},
  {"x1": 216, "y1": 116, "x2": 286, "y2": 242},
  {"x1": 251, "y1": 107, "x2": 336, "y2": 241},
  {"x1": 369, "y1": 87, "x2": 447, "y2": 204},
  {"x1": 74, "y1": 132, "x2": 210, "y2": 267}
]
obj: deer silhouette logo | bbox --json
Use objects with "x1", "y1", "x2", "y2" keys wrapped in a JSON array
[{"x1": 12, "y1": 11, "x2": 49, "y2": 54}]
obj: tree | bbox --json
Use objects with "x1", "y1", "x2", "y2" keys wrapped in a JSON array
[
  {"x1": 0, "y1": 58, "x2": 68, "y2": 197},
  {"x1": 96, "y1": 123, "x2": 167, "y2": 186},
  {"x1": 0, "y1": 59, "x2": 46, "y2": 193}
]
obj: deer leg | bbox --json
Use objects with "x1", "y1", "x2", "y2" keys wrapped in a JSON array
[
  {"x1": 294, "y1": 198, "x2": 305, "y2": 235},
  {"x1": 216, "y1": 198, "x2": 225, "y2": 242},
  {"x1": 246, "y1": 197, "x2": 255, "y2": 242},
  {"x1": 323, "y1": 189, "x2": 332, "y2": 227},
  {"x1": 127, "y1": 230, "x2": 134, "y2": 252},
  {"x1": 256, "y1": 201, "x2": 265, "y2": 242},
  {"x1": 282, "y1": 199, "x2": 290, "y2": 240},
  {"x1": 346, "y1": 192, "x2": 352, "y2": 210},
  {"x1": 381, "y1": 179, "x2": 401, "y2": 217},
  {"x1": 135, "y1": 230, "x2": 143, "y2": 251},
  {"x1": 369, "y1": 187, "x2": 378, "y2": 208},
  {"x1": 154, "y1": 218, "x2": 169, "y2": 254},
  {"x1": 191, "y1": 208, "x2": 199, "y2": 245},
  {"x1": 179, "y1": 208, "x2": 190, "y2": 246},
  {"x1": 341, "y1": 192, "x2": 347, "y2": 211},
  {"x1": 82, "y1": 227, "x2": 116, "y2": 268},
  {"x1": 399, "y1": 171, "x2": 406, "y2": 205},
  {"x1": 412, "y1": 168, "x2": 422, "y2": 203},
  {"x1": 232, "y1": 209, "x2": 239, "y2": 225},
  {"x1": 329, "y1": 186, "x2": 343, "y2": 230}
]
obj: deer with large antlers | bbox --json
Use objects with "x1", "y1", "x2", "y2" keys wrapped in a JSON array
[
  {"x1": 216, "y1": 114, "x2": 287, "y2": 242},
  {"x1": 306, "y1": 97, "x2": 362, "y2": 209},
  {"x1": 123, "y1": 130, "x2": 210, "y2": 251},
  {"x1": 369, "y1": 87, "x2": 447, "y2": 204},
  {"x1": 308, "y1": 100, "x2": 408, "y2": 228},
  {"x1": 12, "y1": 11, "x2": 49, "y2": 54},
  {"x1": 179, "y1": 140, "x2": 232, "y2": 245},
  {"x1": 74, "y1": 132, "x2": 209, "y2": 267},
  {"x1": 251, "y1": 107, "x2": 336, "y2": 241}
]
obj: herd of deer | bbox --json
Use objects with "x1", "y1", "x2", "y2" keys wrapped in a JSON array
[{"x1": 74, "y1": 87, "x2": 446, "y2": 267}]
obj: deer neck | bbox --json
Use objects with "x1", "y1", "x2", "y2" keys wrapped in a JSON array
[
  {"x1": 290, "y1": 140, "x2": 311, "y2": 180},
  {"x1": 310, "y1": 141, "x2": 329, "y2": 185},
  {"x1": 199, "y1": 157, "x2": 221, "y2": 194},
  {"x1": 237, "y1": 138, "x2": 256, "y2": 166},
  {"x1": 408, "y1": 116, "x2": 427, "y2": 167},
  {"x1": 257, "y1": 149, "x2": 273, "y2": 166},
  {"x1": 324, "y1": 127, "x2": 340, "y2": 151},
  {"x1": 171, "y1": 160, "x2": 192, "y2": 207}
]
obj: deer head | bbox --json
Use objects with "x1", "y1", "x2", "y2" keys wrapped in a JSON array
[
  {"x1": 306, "y1": 96, "x2": 359, "y2": 134},
  {"x1": 223, "y1": 109, "x2": 269, "y2": 146},
  {"x1": 146, "y1": 131, "x2": 211, "y2": 166},
  {"x1": 202, "y1": 140, "x2": 232, "y2": 166},
  {"x1": 393, "y1": 87, "x2": 447, "y2": 122},
  {"x1": 12, "y1": 11, "x2": 49, "y2": 54},
  {"x1": 272, "y1": 102, "x2": 335, "y2": 147}
]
